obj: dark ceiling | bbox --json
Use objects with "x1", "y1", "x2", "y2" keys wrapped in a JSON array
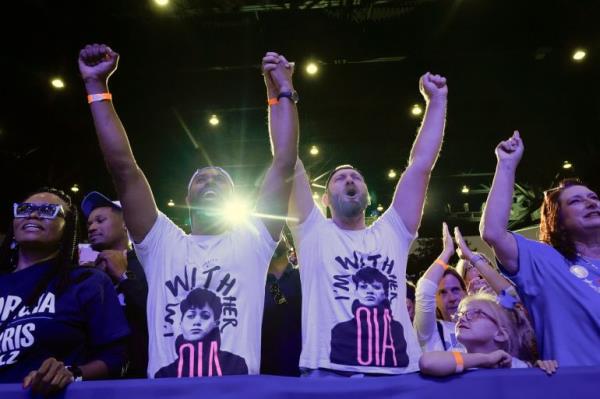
[{"x1": 1, "y1": 0, "x2": 599, "y2": 237}]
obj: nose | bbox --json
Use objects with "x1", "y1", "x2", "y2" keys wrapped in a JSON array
[
  {"x1": 26, "y1": 210, "x2": 42, "y2": 220},
  {"x1": 88, "y1": 223, "x2": 97, "y2": 234}
]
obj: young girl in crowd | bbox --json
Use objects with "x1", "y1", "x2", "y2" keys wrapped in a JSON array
[{"x1": 419, "y1": 292, "x2": 557, "y2": 376}]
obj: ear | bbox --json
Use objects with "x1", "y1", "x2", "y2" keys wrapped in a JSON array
[
  {"x1": 493, "y1": 327, "x2": 509, "y2": 345},
  {"x1": 321, "y1": 192, "x2": 330, "y2": 207}
]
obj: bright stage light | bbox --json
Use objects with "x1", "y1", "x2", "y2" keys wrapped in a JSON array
[
  {"x1": 167, "y1": 199, "x2": 175, "y2": 207},
  {"x1": 572, "y1": 49, "x2": 586, "y2": 61},
  {"x1": 154, "y1": 0, "x2": 169, "y2": 6},
  {"x1": 309, "y1": 145, "x2": 319, "y2": 156},
  {"x1": 563, "y1": 160, "x2": 572, "y2": 169},
  {"x1": 376, "y1": 204, "x2": 384, "y2": 212},
  {"x1": 312, "y1": 192, "x2": 320, "y2": 200},
  {"x1": 388, "y1": 169, "x2": 397, "y2": 179},
  {"x1": 51, "y1": 78, "x2": 65, "y2": 89},
  {"x1": 461, "y1": 185, "x2": 470, "y2": 194},
  {"x1": 306, "y1": 62, "x2": 319, "y2": 75},
  {"x1": 411, "y1": 104, "x2": 423, "y2": 116},
  {"x1": 209, "y1": 114, "x2": 220, "y2": 126},
  {"x1": 222, "y1": 197, "x2": 251, "y2": 225},
  {"x1": 70, "y1": 184, "x2": 79, "y2": 193}
]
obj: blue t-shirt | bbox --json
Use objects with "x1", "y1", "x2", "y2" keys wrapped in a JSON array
[
  {"x1": 0, "y1": 261, "x2": 130, "y2": 382},
  {"x1": 499, "y1": 233, "x2": 600, "y2": 366}
]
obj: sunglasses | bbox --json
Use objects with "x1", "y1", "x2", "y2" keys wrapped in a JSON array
[{"x1": 13, "y1": 203, "x2": 66, "y2": 219}]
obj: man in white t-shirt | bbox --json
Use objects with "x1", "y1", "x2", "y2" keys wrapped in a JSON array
[
  {"x1": 78, "y1": 45, "x2": 298, "y2": 377},
  {"x1": 288, "y1": 72, "x2": 448, "y2": 376}
]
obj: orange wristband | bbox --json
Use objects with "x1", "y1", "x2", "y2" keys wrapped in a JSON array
[
  {"x1": 452, "y1": 351, "x2": 464, "y2": 373},
  {"x1": 87, "y1": 93, "x2": 112, "y2": 104},
  {"x1": 267, "y1": 97, "x2": 279, "y2": 106},
  {"x1": 435, "y1": 258, "x2": 449, "y2": 270}
]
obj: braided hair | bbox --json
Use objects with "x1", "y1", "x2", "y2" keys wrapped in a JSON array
[{"x1": 0, "y1": 187, "x2": 80, "y2": 304}]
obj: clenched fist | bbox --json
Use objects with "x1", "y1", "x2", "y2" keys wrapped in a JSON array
[
  {"x1": 419, "y1": 72, "x2": 448, "y2": 102},
  {"x1": 78, "y1": 43, "x2": 119, "y2": 86}
]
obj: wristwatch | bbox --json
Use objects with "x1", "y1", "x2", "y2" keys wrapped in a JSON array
[
  {"x1": 118, "y1": 270, "x2": 135, "y2": 284},
  {"x1": 66, "y1": 365, "x2": 83, "y2": 382},
  {"x1": 277, "y1": 90, "x2": 299, "y2": 104}
]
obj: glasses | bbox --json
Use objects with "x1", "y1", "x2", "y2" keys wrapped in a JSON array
[
  {"x1": 452, "y1": 308, "x2": 497, "y2": 326},
  {"x1": 13, "y1": 203, "x2": 65, "y2": 219},
  {"x1": 269, "y1": 282, "x2": 288, "y2": 305}
]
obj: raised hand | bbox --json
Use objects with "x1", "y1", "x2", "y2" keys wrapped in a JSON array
[
  {"x1": 441, "y1": 222, "x2": 455, "y2": 259},
  {"x1": 419, "y1": 72, "x2": 448, "y2": 102},
  {"x1": 495, "y1": 130, "x2": 524, "y2": 166},
  {"x1": 78, "y1": 43, "x2": 119, "y2": 85},
  {"x1": 454, "y1": 226, "x2": 475, "y2": 261},
  {"x1": 22, "y1": 357, "x2": 73, "y2": 395},
  {"x1": 262, "y1": 52, "x2": 294, "y2": 98}
]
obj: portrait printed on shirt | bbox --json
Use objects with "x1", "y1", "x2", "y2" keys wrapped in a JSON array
[
  {"x1": 155, "y1": 262, "x2": 248, "y2": 378},
  {"x1": 329, "y1": 251, "x2": 409, "y2": 368}
]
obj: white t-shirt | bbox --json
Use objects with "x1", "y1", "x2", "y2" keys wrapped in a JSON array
[
  {"x1": 289, "y1": 206, "x2": 421, "y2": 374},
  {"x1": 134, "y1": 212, "x2": 276, "y2": 378}
]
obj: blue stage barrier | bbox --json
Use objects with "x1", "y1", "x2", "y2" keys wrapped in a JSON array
[{"x1": 1, "y1": 367, "x2": 597, "y2": 399}]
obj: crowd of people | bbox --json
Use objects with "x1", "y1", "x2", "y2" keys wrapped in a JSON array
[{"x1": 0, "y1": 43, "x2": 598, "y2": 394}]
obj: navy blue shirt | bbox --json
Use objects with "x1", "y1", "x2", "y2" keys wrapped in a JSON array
[
  {"x1": 260, "y1": 264, "x2": 302, "y2": 376},
  {"x1": 0, "y1": 261, "x2": 130, "y2": 382}
]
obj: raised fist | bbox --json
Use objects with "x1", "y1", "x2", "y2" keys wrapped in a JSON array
[
  {"x1": 78, "y1": 43, "x2": 119, "y2": 84},
  {"x1": 419, "y1": 72, "x2": 448, "y2": 102},
  {"x1": 495, "y1": 130, "x2": 524, "y2": 166},
  {"x1": 262, "y1": 52, "x2": 294, "y2": 99}
]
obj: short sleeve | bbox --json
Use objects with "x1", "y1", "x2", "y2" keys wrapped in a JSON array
[
  {"x1": 133, "y1": 212, "x2": 186, "y2": 271},
  {"x1": 374, "y1": 207, "x2": 418, "y2": 244},
  {"x1": 288, "y1": 204, "x2": 327, "y2": 247},
  {"x1": 232, "y1": 216, "x2": 278, "y2": 270}
]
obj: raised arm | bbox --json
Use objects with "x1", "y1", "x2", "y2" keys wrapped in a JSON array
[
  {"x1": 392, "y1": 73, "x2": 448, "y2": 235},
  {"x1": 78, "y1": 44, "x2": 157, "y2": 243},
  {"x1": 288, "y1": 158, "x2": 315, "y2": 225},
  {"x1": 255, "y1": 52, "x2": 299, "y2": 240},
  {"x1": 414, "y1": 223, "x2": 455, "y2": 344},
  {"x1": 454, "y1": 227, "x2": 513, "y2": 294},
  {"x1": 479, "y1": 131, "x2": 523, "y2": 275}
]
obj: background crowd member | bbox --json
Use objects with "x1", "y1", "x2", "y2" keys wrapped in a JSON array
[
  {"x1": 288, "y1": 72, "x2": 448, "y2": 376},
  {"x1": 81, "y1": 191, "x2": 149, "y2": 378},
  {"x1": 0, "y1": 188, "x2": 129, "y2": 394},
  {"x1": 419, "y1": 292, "x2": 557, "y2": 376},
  {"x1": 260, "y1": 233, "x2": 302, "y2": 376},
  {"x1": 415, "y1": 223, "x2": 466, "y2": 352},
  {"x1": 78, "y1": 45, "x2": 298, "y2": 377},
  {"x1": 406, "y1": 281, "x2": 416, "y2": 322},
  {"x1": 480, "y1": 131, "x2": 600, "y2": 366}
]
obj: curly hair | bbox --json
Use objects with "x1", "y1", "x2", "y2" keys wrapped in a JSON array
[
  {"x1": 539, "y1": 178, "x2": 586, "y2": 260},
  {"x1": 0, "y1": 187, "x2": 80, "y2": 304}
]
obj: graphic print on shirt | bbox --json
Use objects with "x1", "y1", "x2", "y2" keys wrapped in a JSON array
[
  {"x1": 0, "y1": 293, "x2": 54, "y2": 368},
  {"x1": 155, "y1": 260, "x2": 248, "y2": 377},
  {"x1": 329, "y1": 251, "x2": 409, "y2": 367}
]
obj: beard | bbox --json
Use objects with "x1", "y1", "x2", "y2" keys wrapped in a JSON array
[{"x1": 330, "y1": 191, "x2": 368, "y2": 218}]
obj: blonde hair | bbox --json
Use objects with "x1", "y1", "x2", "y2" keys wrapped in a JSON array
[{"x1": 458, "y1": 293, "x2": 537, "y2": 362}]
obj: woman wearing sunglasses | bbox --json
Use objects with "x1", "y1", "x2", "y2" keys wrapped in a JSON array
[
  {"x1": 480, "y1": 131, "x2": 600, "y2": 366},
  {"x1": 419, "y1": 293, "x2": 557, "y2": 376},
  {"x1": 0, "y1": 188, "x2": 129, "y2": 394}
]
